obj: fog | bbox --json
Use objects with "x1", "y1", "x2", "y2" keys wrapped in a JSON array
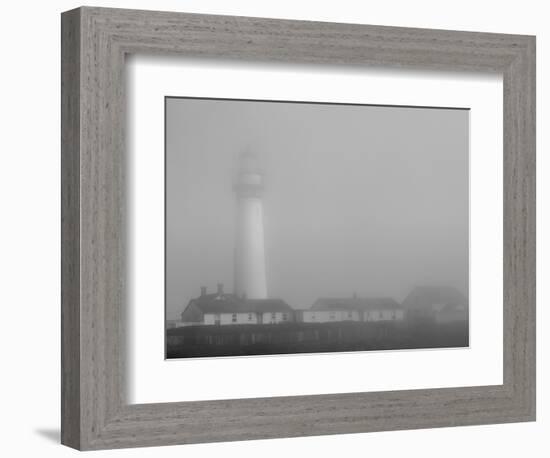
[{"x1": 166, "y1": 98, "x2": 469, "y2": 320}]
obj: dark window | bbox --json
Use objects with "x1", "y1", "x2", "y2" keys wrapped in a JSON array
[{"x1": 232, "y1": 313, "x2": 237, "y2": 322}]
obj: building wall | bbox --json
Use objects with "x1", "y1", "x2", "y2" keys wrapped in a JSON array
[
  {"x1": 197, "y1": 309, "x2": 405, "y2": 325},
  {"x1": 180, "y1": 302, "x2": 204, "y2": 325},
  {"x1": 299, "y1": 309, "x2": 404, "y2": 323},
  {"x1": 204, "y1": 312, "x2": 260, "y2": 325},
  {"x1": 199, "y1": 311, "x2": 293, "y2": 325},
  {"x1": 300, "y1": 310, "x2": 361, "y2": 323},
  {"x1": 200, "y1": 312, "x2": 293, "y2": 325},
  {"x1": 363, "y1": 309, "x2": 404, "y2": 322},
  {"x1": 261, "y1": 311, "x2": 292, "y2": 324}
]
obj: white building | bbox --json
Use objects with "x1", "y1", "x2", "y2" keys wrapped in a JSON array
[
  {"x1": 180, "y1": 284, "x2": 293, "y2": 326},
  {"x1": 296, "y1": 309, "x2": 361, "y2": 323},
  {"x1": 233, "y1": 152, "x2": 268, "y2": 300},
  {"x1": 297, "y1": 296, "x2": 404, "y2": 323}
]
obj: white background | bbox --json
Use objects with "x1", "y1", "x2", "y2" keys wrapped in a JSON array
[
  {"x1": 129, "y1": 58, "x2": 503, "y2": 403},
  {"x1": 0, "y1": 0, "x2": 547, "y2": 457}
]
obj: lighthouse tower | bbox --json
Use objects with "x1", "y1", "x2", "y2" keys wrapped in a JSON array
[{"x1": 233, "y1": 152, "x2": 268, "y2": 299}]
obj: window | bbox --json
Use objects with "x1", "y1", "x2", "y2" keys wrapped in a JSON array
[
  {"x1": 282, "y1": 313, "x2": 287, "y2": 321},
  {"x1": 329, "y1": 312, "x2": 335, "y2": 320},
  {"x1": 232, "y1": 313, "x2": 237, "y2": 323},
  {"x1": 348, "y1": 311, "x2": 353, "y2": 319},
  {"x1": 379, "y1": 311, "x2": 383, "y2": 319},
  {"x1": 248, "y1": 313, "x2": 253, "y2": 321}
]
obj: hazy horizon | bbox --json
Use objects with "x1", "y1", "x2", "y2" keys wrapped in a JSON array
[{"x1": 165, "y1": 98, "x2": 469, "y2": 320}]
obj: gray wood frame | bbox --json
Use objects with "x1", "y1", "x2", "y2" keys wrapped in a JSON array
[{"x1": 61, "y1": 6, "x2": 536, "y2": 451}]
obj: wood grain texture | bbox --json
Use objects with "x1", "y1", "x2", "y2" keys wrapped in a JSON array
[
  {"x1": 60, "y1": 7, "x2": 81, "y2": 450},
  {"x1": 60, "y1": 6, "x2": 536, "y2": 450}
]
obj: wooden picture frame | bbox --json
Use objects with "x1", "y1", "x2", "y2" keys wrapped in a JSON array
[{"x1": 61, "y1": 6, "x2": 536, "y2": 450}]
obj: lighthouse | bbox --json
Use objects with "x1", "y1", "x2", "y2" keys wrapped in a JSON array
[{"x1": 233, "y1": 152, "x2": 268, "y2": 299}]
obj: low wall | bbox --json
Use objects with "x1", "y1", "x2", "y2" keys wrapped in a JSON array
[{"x1": 166, "y1": 320, "x2": 468, "y2": 358}]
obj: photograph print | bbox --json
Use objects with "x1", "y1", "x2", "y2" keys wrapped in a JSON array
[{"x1": 165, "y1": 97, "x2": 469, "y2": 359}]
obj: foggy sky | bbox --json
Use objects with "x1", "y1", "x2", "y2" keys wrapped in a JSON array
[{"x1": 166, "y1": 98, "x2": 469, "y2": 320}]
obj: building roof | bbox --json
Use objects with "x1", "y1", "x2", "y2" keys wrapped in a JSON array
[
  {"x1": 311, "y1": 297, "x2": 401, "y2": 311},
  {"x1": 244, "y1": 299, "x2": 293, "y2": 313},
  {"x1": 187, "y1": 293, "x2": 293, "y2": 314},
  {"x1": 401, "y1": 286, "x2": 468, "y2": 311}
]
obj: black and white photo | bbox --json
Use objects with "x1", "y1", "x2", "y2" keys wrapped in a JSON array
[{"x1": 165, "y1": 97, "x2": 470, "y2": 358}]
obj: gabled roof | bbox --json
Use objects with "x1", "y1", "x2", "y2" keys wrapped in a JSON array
[
  {"x1": 402, "y1": 286, "x2": 468, "y2": 311},
  {"x1": 311, "y1": 297, "x2": 401, "y2": 311},
  {"x1": 186, "y1": 294, "x2": 293, "y2": 314},
  {"x1": 244, "y1": 299, "x2": 293, "y2": 313}
]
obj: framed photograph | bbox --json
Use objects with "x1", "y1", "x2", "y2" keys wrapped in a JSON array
[{"x1": 61, "y1": 6, "x2": 535, "y2": 450}]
